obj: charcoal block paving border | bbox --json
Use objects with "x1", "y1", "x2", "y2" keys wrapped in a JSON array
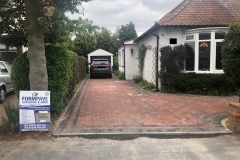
[{"x1": 53, "y1": 76, "x2": 234, "y2": 137}]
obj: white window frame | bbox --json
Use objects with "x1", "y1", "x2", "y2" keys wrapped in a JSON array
[{"x1": 184, "y1": 27, "x2": 227, "y2": 74}]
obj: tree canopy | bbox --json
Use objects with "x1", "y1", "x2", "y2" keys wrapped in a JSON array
[
  {"x1": 0, "y1": 0, "x2": 91, "y2": 91},
  {"x1": 0, "y1": 0, "x2": 90, "y2": 47},
  {"x1": 113, "y1": 21, "x2": 138, "y2": 46},
  {"x1": 73, "y1": 20, "x2": 117, "y2": 57},
  {"x1": 221, "y1": 22, "x2": 240, "y2": 100}
]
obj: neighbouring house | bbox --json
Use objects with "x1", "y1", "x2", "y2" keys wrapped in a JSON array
[
  {"x1": 118, "y1": 0, "x2": 240, "y2": 88},
  {"x1": 88, "y1": 49, "x2": 113, "y2": 66},
  {"x1": 0, "y1": 44, "x2": 27, "y2": 63}
]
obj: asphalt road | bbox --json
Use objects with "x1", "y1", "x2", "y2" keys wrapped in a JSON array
[{"x1": 1, "y1": 135, "x2": 240, "y2": 160}]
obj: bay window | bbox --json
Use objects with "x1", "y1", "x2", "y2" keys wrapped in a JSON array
[{"x1": 185, "y1": 27, "x2": 227, "y2": 73}]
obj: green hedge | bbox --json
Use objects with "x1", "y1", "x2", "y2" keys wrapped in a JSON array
[
  {"x1": 11, "y1": 45, "x2": 79, "y2": 116},
  {"x1": 67, "y1": 50, "x2": 79, "y2": 97},
  {"x1": 46, "y1": 46, "x2": 71, "y2": 115},
  {"x1": 161, "y1": 73, "x2": 236, "y2": 96}
]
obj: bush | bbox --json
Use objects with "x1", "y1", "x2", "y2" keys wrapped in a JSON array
[
  {"x1": 158, "y1": 44, "x2": 236, "y2": 96},
  {"x1": 221, "y1": 22, "x2": 240, "y2": 98},
  {"x1": 45, "y1": 46, "x2": 71, "y2": 116},
  {"x1": 114, "y1": 70, "x2": 125, "y2": 80},
  {"x1": 161, "y1": 73, "x2": 236, "y2": 96},
  {"x1": 11, "y1": 45, "x2": 79, "y2": 117},
  {"x1": 10, "y1": 53, "x2": 30, "y2": 97},
  {"x1": 160, "y1": 45, "x2": 186, "y2": 76},
  {"x1": 133, "y1": 75, "x2": 143, "y2": 84},
  {"x1": 139, "y1": 80, "x2": 155, "y2": 90},
  {"x1": 67, "y1": 50, "x2": 80, "y2": 97},
  {"x1": 112, "y1": 57, "x2": 119, "y2": 71},
  {"x1": 0, "y1": 103, "x2": 19, "y2": 133}
]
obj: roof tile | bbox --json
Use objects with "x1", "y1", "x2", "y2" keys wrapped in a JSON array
[{"x1": 158, "y1": 0, "x2": 240, "y2": 26}]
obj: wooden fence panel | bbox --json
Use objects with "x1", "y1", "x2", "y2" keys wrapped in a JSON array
[{"x1": 79, "y1": 57, "x2": 86, "y2": 81}]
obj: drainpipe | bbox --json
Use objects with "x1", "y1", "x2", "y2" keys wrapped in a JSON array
[
  {"x1": 152, "y1": 33, "x2": 159, "y2": 92},
  {"x1": 123, "y1": 43, "x2": 126, "y2": 79}
]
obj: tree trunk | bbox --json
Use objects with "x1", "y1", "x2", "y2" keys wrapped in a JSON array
[{"x1": 25, "y1": 0, "x2": 48, "y2": 90}]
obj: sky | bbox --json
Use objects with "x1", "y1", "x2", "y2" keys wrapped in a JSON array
[{"x1": 67, "y1": 0, "x2": 183, "y2": 36}]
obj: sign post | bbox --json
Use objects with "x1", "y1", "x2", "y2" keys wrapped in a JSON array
[{"x1": 19, "y1": 91, "x2": 51, "y2": 132}]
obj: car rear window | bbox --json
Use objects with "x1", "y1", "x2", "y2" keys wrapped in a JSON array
[{"x1": 93, "y1": 60, "x2": 108, "y2": 65}]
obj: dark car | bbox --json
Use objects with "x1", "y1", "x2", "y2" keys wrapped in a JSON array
[{"x1": 89, "y1": 59, "x2": 112, "y2": 78}]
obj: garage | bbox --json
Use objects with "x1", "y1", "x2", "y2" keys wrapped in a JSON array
[{"x1": 88, "y1": 49, "x2": 113, "y2": 67}]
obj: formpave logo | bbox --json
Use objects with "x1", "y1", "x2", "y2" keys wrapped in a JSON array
[{"x1": 22, "y1": 92, "x2": 48, "y2": 104}]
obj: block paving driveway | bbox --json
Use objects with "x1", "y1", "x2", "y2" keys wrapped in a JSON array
[{"x1": 54, "y1": 77, "x2": 238, "y2": 136}]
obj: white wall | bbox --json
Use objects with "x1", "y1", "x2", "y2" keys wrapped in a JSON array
[
  {"x1": 124, "y1": 44, "x2": 138, "y2": 80},
  {"x1": 117, "y1": 27, "x2": 187, "y2": 85},
  {"x1": 140, "y1": 35, "x2": 157, "y2": 84},
  {"x1": 136, "y1": 27, "x2": 187, "y2": 86},
  {"x1": 158, "y1": 27, "x2": 186, "y2": 48},
  {"x1": 118, "y1": 46, "x2": 124, "y2": 72}
]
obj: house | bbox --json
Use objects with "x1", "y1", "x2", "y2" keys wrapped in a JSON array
[
  {"x1": 0, "y1": 44, "x2": 27, "y2": 63},
  {"x1": 118, "y1": 0, "x2": 240, "y2": 88}
]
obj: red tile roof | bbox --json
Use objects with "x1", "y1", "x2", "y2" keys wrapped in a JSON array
[{"x1": 158, "y1": 0, "x2": 240, "y2": 26}]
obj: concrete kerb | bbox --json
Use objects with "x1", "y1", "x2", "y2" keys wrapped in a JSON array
[
  {"x1": 53, "y1": 117, "x2": 233, "y2": 138},
  {"x1": 52, "y1": 131, "x2": 232, "y2": 140}
]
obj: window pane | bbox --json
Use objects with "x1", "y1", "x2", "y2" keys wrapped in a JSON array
[
  {"x1": 170, "y1": 38, "x2": 177, "y2": 44},
  {"x1": 186, "y1": 42, "x2": 195, "y2": 71},
  {"x1": 215, "y1": 32, "x2": 226, "y2": 39},
  {"x1": 199, "y1": 33, "x2": 211, "y2": 40},
  {"x1": 0, "y1": 62, "x2": 8, "y2": 73},
  {"x1": 199, "y1": 42, "x2": 211, "y2": 71},
  {"x1": 215, "y1": 42, "x2": 223, "y2": 70},
  {"x1": 186, "y1": 35, "x2": 194, "y2": 40}
]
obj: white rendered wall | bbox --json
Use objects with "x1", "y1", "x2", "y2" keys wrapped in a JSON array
[
  {"x1": 139, "y1": 34, "x2": 159, "y2": 84},
  {"x1": 124, "y1": 44, "x2": 139, "y2": 80},
  {"x1": 136, "y1": 27, "x2": 187, "y2": 85},
  {"x1": 158, "y1": 27, "x2": 186, "y2": 48},
  {"x1": 118, "y1": 47, "x2": 124, "y2": 72}
]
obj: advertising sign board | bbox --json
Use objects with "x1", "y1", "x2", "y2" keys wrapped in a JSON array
[{"x1": 19, "y1": 91, "x2": 51, "y2": 132}]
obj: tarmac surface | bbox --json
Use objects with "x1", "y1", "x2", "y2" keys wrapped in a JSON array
[
  {"x1": 1, "y1": 135, "x2": 240, "y2": 160},
  {"x1": 53, "y1": 76, "x2": 238, "y2": 137}
]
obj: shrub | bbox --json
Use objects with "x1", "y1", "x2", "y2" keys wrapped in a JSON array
[
  {"x1": 45, "y1": 46, "x2": 71, "y2": 116},
  {"x1": 0, "y1": 103, "x2": 19, "y2": 133},
  {"x1": 221, "y1": 22, "x2": 240, "y2": 100},
  {"x1": 10, "y1": 53, "x2": 30, "y2": 97},
  {"x1": 67, "y1": 50, "x2": 79, "y2": 97},
  {"x1": 11, "y1": 45, "x2": 78, "y2": 117},
  {"x1": 114, "y1": 70, "x2": 125, "y2": 80},
  {"x1": 133, "y1": 75, "x2": 143, "y2": 84},
  {"x1": 160, "y1": 45, "x2": 186, "y2": 75},
  {"x1": 161, "y1": 73, "x2": 236, "y2": 96},
  {"x1": 158, "y1": 44, "x2": 236, "y2": 96},
  {"x1": 139, "y1": 80, "x2": 155, "y2": 90},
  {"x1": 112, "y1": 57, "x2": 119, "y2": 71}
]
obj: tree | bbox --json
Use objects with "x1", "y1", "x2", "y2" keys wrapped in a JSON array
[
  {"x1": 221, "y1": 22, "x2": 240, "y2": 102},
  {"x1": 95, "y1": 27, "x2": 117, "y2": 53},
  {"x1": 113, "y1": 21, "x2": 138, "y2": 46},
  {"x1": 0, "y1": 0, "x2": 90, "y2": 90},
  {"x1": 74, "y1": 31, "x2": 96, "y2": 57},
  {"x1": 73, "y1": 21, "x2": 117, "y2": 57},
  {"x1": 73, "y1": 19, "x2": 99, "y2": 57}
]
